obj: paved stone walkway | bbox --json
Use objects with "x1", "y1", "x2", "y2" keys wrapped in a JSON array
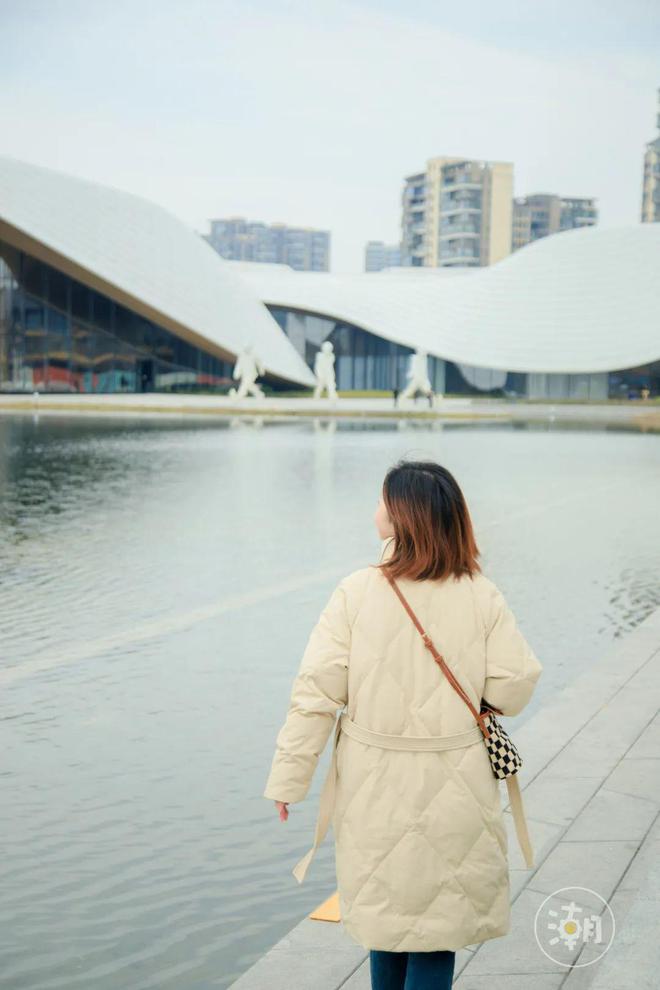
[{"x1": 232, "y1": 605, "x2": 660, "y2": 989}]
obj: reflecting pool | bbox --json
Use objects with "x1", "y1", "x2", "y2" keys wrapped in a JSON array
[{"x1": 1, "y1": 414, "x2": 659, "y2": 988}]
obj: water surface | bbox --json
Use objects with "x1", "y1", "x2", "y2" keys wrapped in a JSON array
[{"x1": 1, "y1": 414, "x2": 659, "y2": 989}]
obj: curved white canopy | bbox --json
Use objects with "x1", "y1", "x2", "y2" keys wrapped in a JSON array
[
  {"x1": 230, "y1": 223, "x2": 660, "y2": 374},
  {"x1": 0, "y1": 156, "x2": 316, "y2": 387}
]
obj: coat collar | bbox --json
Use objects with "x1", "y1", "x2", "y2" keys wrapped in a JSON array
[{"x1": 379, "y1": 535, "x2": 396, "y2": 563}]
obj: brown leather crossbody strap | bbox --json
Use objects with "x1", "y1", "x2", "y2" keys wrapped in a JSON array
[{"x1": 385, "y1": 572, "x2": 491, "y2": 740}]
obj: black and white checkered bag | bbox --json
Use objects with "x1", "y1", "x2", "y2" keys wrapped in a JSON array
[{"x1": 480, "y1": 706, "x2": 523, "y2": 780}]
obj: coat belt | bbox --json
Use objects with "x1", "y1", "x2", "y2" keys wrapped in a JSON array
[{"x1": 292, "y1": 712, "x2": 488, "y2": 884}]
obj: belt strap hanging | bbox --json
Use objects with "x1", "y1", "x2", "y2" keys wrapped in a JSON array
[
  {"x1": 292, "y1": 714, "x2": 342, "y2": 884},
  {"x1": 505, "y1": 774, "x2": 534, "y2": 868},
  {"x1": 292, "y1": 713, "x2": 490, "y2": 884}
]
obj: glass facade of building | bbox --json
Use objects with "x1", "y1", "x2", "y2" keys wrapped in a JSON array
[
  {"x1": 269, "y1": 306, "x2": 424, "y2": 391},
  {"x1": 269, "y1": 306, "x2": 530, "y2": 395},
  {"x1": 269, "y1": 306, "x2": 660, "y2": 399},
  {"x1": 0, "y1": 245, "x2": 235, "y2": 393},
  {"x1": 2, "y1": 244, "x2": 658, "y2": 399}
]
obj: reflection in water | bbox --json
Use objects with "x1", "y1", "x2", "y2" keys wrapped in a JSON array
[{"x1": 1, "y1": 413, "x2": 659, "y2": 988}]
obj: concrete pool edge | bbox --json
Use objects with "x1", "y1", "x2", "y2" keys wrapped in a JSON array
[
  {"x1": 232, "y1": 604, "x2": 660, "y2": 988},
  {"x1": 1, "y1": 394, "x2": 659, "y2": 431}
]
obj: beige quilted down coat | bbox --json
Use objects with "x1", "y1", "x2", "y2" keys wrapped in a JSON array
[{"x1": 263, "y1": 536, "x2": 543, "y2": 952}]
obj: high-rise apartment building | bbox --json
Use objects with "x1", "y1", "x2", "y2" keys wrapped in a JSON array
[
  {"x1": 641, "y1": 88, "x2": 660, "y2": 223},
  {"x1": 512, "y1": 194, "x2": 598, "y2": 251},
  {"x1": 401, "y1": 157, "x2": 513, "y2": 268},
  {"x1": 205, "y1": 217, "x2": 330, "y2": 271},
  {"x1": 364, "y1": 241, "x2": 401, "y2": 272}
]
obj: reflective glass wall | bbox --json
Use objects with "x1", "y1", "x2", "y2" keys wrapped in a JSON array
[
  {"x1": 268, "y1": 306, "x2": 527, "y2": 395},
  {"x1": 3, "y1": 248, "x2": 657, "y2": 399},
  {"x1": 0, "y1": 245, "x2": 235, "y2": 393},
  {"x1": 268, "y1": 305, "x2": 660, "y2": 399},
  {"x1": 608, "y1": 362, "x2": 660, "y2": 399},
  {"x1": 269, "y1": 306, "x2": 452, "y2": 393}
]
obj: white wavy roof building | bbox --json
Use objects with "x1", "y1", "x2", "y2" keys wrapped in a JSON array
[
  {"x1": 0, "y1": 156, "x2": 316, "y2": 388},
  {"x1": 230, "y1": 223, "x2": 660, "y2": 374},
  {"x1": 0, "y1": 156, "x2": 657, "y2": 388}
]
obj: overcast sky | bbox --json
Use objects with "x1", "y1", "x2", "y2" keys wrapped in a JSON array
[{"x1": 0, "y1": 0, "x2": 658, "y2": 272}]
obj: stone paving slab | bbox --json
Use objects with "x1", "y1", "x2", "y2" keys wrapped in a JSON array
[
  {"x1": 562, "y1": 810, "x2": 660, "y2": 990},
  {"x1": 586, "y1": 875, "x2": 660, "y2": 990},
  {"x1": 626, "y1": 715, "x2": 660, "y2": 758},
  {"x1": 230, "y1": 608, "x2": 660, "y2": 989},
  {"x1": 517, "y1": 774, "x2": 603, "y2": 829},
  {"x1": 524, "y1": 839, "x2": 641, "y2": 910},
  {"x1": 453, "y1": 977, "x2": 566, "y2": 990},
  {"x1": 457, "y1": 691, "x2": 660, "y2": 986},
  {"x1": 498, "y1": 612, "x2": 660, "y2": 785},
  {"x1": 228, "y1": 917, "x2": 366, "y2": 990},
  {"x1": 560, "y1": 785, "x2": 658, "y2": 843},
  {"x1": 615, "y1": 812, "x2": 660, "y2": 892},
  {"x1": 454, "y1": 887, "x2": 595, "y2": 980}
]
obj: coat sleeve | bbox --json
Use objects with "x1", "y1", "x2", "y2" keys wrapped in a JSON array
[
  {"x1": 480, "y1": 579, "x2": 543, "y2": 718},
  {"x1": 262, "y1": 578, "x2": 351, "y2": 804}
]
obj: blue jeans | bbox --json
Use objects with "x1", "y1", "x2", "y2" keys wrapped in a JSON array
[{"x1": 369, "y1": 948, "x2": 455, "y2": 990}]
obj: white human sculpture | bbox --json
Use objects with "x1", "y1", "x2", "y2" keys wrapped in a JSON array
[
  {"x1": 313, "y1": 340, "x2": 338, "y2": 400},
  {"x1": 398, "y1": 348, "x2": 433, "y2": 402},
  {"x1": 229, "y1": 345, "x2": 265, "y2": 398}
]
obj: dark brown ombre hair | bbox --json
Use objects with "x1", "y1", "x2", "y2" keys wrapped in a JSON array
[{"x1": 376, "y1": 459, "x2": 481, "y2": 582}]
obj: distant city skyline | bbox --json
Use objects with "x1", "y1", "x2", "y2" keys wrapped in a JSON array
[
  {"x1": 400, "y1": 157, "x2": 513, "y2": 268},
  {"x1": 512, "y1": 193, "x2": 598, "y2": 252},
  {"x1": 641, "y1": 87, "x2": 660, "y2": 222},
  {"x1": 205, "y1": 216, "x2": 330, "y2": 271},
  {"x1": 364, "y1": 240, "x2": 401, "y2": 271},
  {"x1": 0, "y1": 0, "x2": 657, "y2": 272}
]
